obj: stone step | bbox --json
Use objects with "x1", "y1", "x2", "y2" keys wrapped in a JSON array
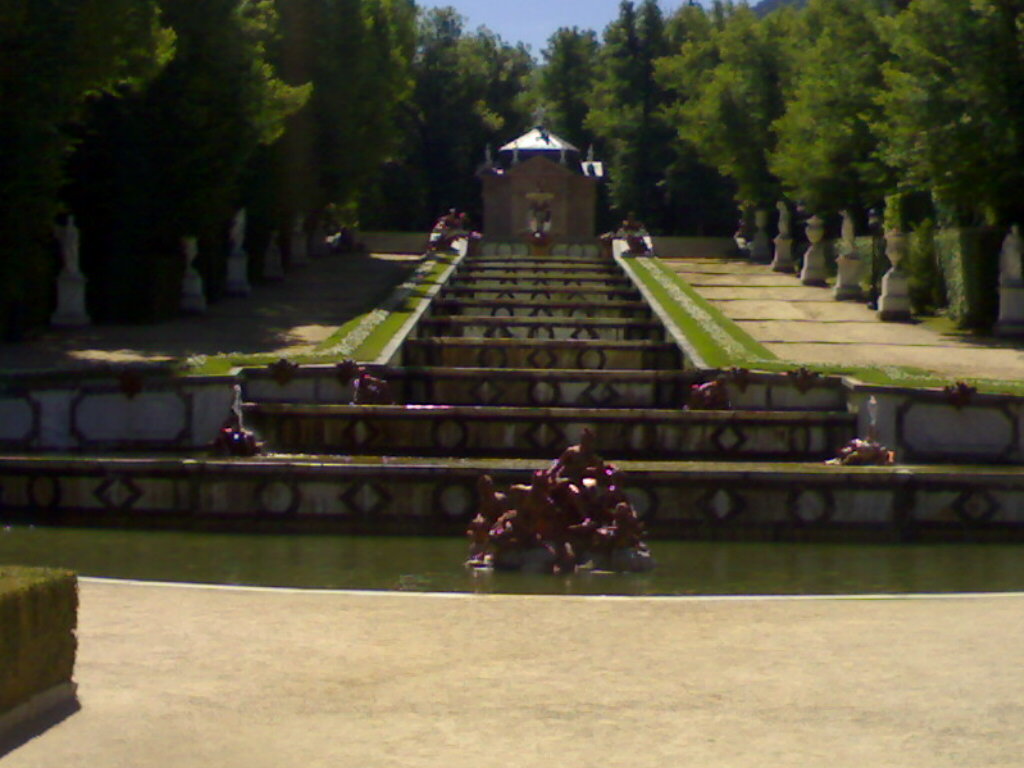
[
  {"x1": 391, "y1": 367, "x2": 695, "y2": 409},
  {"x1": 245, "y1": 403, "x2": 856, "y2": 462},
  {"x1": 413, "y1": 316, "x2": 665, "y2": 342},
  {"x1": 439, "y1": 286, "x2": 641, "y2": 302},
  {"x1": 448, "y1": 275, "x2": 631, "y2": 289},
  {"x1": 457, "y1": 264, "x2": 621, "y2": 277},
  {"x1": 245, "y1": 367, "x2": 694, "y2": 409},
  {"x1": 466, "y1": 256, "x2": 609, "y2": 268},
  {"x1": 429, "y1": 298, "x2": 652, "y2": 320},
  {"x1": 480, "y1": 243, "x2": 602, "y2": 259},
  {"x1": 4, "y1": 453, "x2": 1021, "y2": 540},
  {"x1": 400, "y1": 337, "x2": 682, "y2": 370}
]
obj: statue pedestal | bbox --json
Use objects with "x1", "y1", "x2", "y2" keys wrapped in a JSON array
[
  {"x1": 800, "y1": 243, "x2": 828, "y2": 286},
  {"x1": 771, "y1": 236, "x2": 794, "y2": 272},
  {"x1": 225, "y1": 250, "x2": 251, "y2": 296},
  {"x1": 180, "y1": 270, "x2": 206, "y2": 313},
  {"x1": 833, "y1": 251, "x2": 864, "y2": 301},
  {"x1": 290, "y1": 229, "x2": 309, "y2": 267},
  {"x1": 51, "y1": 270, "x2": 91, "y2": 327},
  {"x1": 877, "y1": 268, "x2": 911, "y2": 321},
  {"x1": 996, "y1": 282, "x2": 1024, "y2": 335},
  {"x1": 749, "y1": 208, "x2": 771, "y2": 263},
  {"x1": 263, "y1": 236, "x2": 284, "y2": 280}
]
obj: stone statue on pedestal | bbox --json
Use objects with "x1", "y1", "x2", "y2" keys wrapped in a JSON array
[
  {"x1": 833, "y1": 210, "x2": 864, "y2": 301},
  {"x1": 750, "y1": 208, "x2": 771, "y2": 263},
  {"x1": 51, "y1": 216, "x2": 91, "y2": 327},
  {"x1": 996, "y1": 224, "x2": 1024, "y2": 335},
  {"x1": 771, "y1": 200, "x2": 795, "y2": 273},
  {"x1": 999, "y1": 225, "x2": 1022, "y2": 285},
  {"x1": 180, "y1": 236, "x2": 207, "y2": 313},
  {"x1": 225, "y1": 208, "x2": 251, "y2": 296}
]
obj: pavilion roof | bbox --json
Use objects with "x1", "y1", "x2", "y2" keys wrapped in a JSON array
[{"x1": 499, "y1": 126, "x2": 579, "y2": 154}]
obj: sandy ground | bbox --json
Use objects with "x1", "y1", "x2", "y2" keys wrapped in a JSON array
[
  {"x1": 667, "y1": 257, "x2": 1024, "y2": 382},
  {"x1": 0, "y1": 251, "x2": 421, "y2": 371},
  {"x1": 4, "y1": 580, "x2": 1024, "y2": 768}
]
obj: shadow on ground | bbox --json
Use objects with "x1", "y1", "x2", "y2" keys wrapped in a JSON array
[{"x1": 0, "y1": 252, "x2": 420, "y2": 372}]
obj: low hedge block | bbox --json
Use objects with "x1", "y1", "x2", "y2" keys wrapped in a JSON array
[{"x1": 0, "y1": 567, "x2": 78, "y2": 717}]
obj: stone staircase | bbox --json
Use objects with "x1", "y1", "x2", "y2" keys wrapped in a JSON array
[{"x1": 246, "y1": 242, "x2": 857, "y2": 466}]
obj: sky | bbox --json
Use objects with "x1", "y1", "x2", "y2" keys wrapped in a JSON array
[{"x1": 424, "y1": 0, "x2": 690, "y2": 57}]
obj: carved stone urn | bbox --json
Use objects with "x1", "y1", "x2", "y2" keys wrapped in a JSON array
[
  {"x1": 800, "y1": 215, "x2": 828, "y2": 286},
  {"x1": 877, "y1": 229, "x2": 911, "y2": 321}
]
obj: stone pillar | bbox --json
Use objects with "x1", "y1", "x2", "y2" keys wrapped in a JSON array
[
  {"x1": 750, "y1": 208, "x2": 771, "y2": 263},
  {"x1": 996, "y1": 225, "x2": 1024, "y2": 335},
  {"x1": 878, "y1": 229, "x2": 912, "y2": 321},
  {"x1": 263, "y1": 231, "x2": 284, "y2": 280},
  {"x1": 833, "y1": 210, "x2": 864, "y2": 301},
  {"x1": 180, "y1": 236, "x2": 207, "y2": 313},
  {"x1": 290, "y1": 214, "x2": 309, "y2": 266},
  {"x1": 800, "y1": 215, "x2": 828, "y2": 286},
  {"x1": 225, "y1": 208, "x2": 251, "y2": 296},
  {"x1": 51, "y1": 216, "x2": 91, "y2": 327},
  {"x1": 771, "y1": 200, "x2": 795, "y2": 273}
]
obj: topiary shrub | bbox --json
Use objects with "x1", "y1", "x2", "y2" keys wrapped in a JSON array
[
  {"x1": 0, "y1": 567, "x2": 78, "y2": 717},
  {"x1": 907, "y1": 219, "x2": 946, "y2": 315},
  {"x1": 935, "y1": 226, "x2": 1002, "y2": 330}
]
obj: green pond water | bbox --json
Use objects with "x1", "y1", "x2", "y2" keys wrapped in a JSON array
[{"x1": 2, "y1": 526, "x2": 1024, "y2": 595}]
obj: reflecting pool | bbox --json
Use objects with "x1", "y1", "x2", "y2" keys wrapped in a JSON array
[{"x1": 3, "y1": 526, "x2": 1024, "y2": 595}]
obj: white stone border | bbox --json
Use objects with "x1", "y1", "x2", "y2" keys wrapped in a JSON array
[
  {"x1": 79, "y1": 577, "x2": 1024, "y2": 602},
  {"x1": 632, "y1": 254, "x2": 754, "y2": 361}
]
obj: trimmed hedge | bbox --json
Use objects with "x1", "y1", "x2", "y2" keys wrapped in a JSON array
[
  {"x1": 935, "y1": 227, "x2": 1002, "y2": 330},
  {"x1": 0, "y1": 567, "x2": 77, "y2": 717}
]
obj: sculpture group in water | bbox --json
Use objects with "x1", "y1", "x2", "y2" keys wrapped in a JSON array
[{"x1": 467, "y1": 428, "x2": 655, "y2": 574}]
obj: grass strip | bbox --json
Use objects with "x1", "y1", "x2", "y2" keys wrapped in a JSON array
[
  {"x1": 626, "y1": 256, "x2": 775, "y2": 367},
  {"x1": 181, "y1": 253, "x2": 452, "y2": 375},
  {"x1": 628, "y1": 256, "x2": 1024, "y2": 396}
]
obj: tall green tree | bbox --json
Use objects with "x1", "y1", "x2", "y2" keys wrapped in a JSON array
[
  {"x1": 877, "y1": 0, "x2": 1024, "y2": 225},
  {"x1": 65, "y1": 0, "x2": 307, "y2": 319},
  {"x1": 587, "y1": 1, "x2": 677, "y2": 230},
  {"x1": 271, "y1": 0, "x2": 415, "y2": 223},
  {"x1": 537, "y1": 27, "x2": 600, "y2": 152},
  {"x1": 770, "y1": 0, "x2": 897, "y2": 214},
  {"x1": 658, "y1": 3, "x2": 795, "y2": 209},
  {"x1": 0, "y1": 0, "x2": 172, "y2": 336},
  {"x1": 361, "y1": 7, "x2": 534, "y2": 229}
]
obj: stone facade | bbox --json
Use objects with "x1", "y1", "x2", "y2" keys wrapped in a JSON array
[{"x1": 480, "y1": 156, "x2": 598, "y2": 242}]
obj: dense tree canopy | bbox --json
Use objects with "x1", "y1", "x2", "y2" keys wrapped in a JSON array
[
  {"x1": 0, "y1": 0, "x2": 172, "y2": 336},
  {"x1": 537, "y1": 27, "x2": 600, "y2": 153},
  {"x1": 770, "y1": 0, "x2": 896, "y2": 214},
  {"x1": 658, "y1": 2, "x2": 793, "y2": 209},
  {"x1": 877, "y1": 0, "x2": 1024, "y2": 226},
  {"x1": 360, "y1": 6, "x2": 533, "y2": 229},
  {"x1": 7, "y1": 0, "x2": 1024, "y2": 333},
  {"x1": 65, "y1": 0, "x2": 308, "y2": 318}
]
